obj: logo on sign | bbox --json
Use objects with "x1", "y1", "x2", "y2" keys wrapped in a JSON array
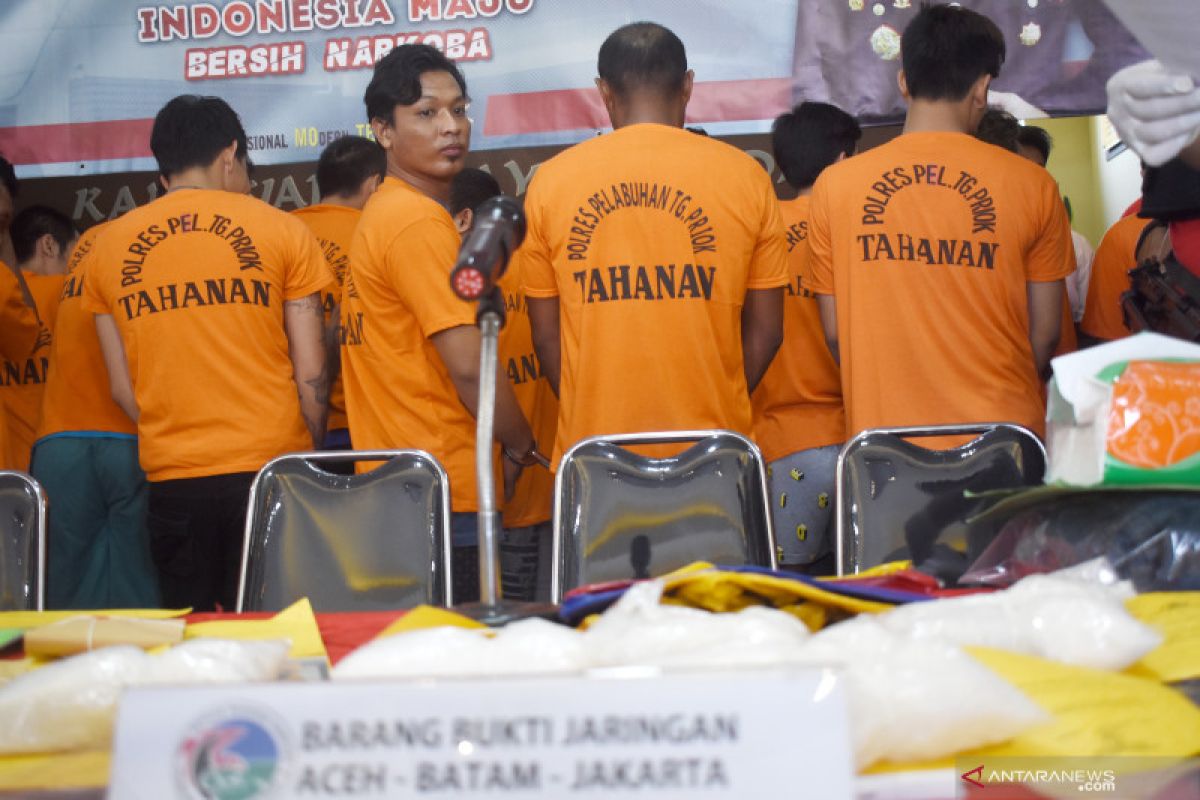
[{"x1": 177, "y1": 708, "x2": 288, "y2": 800}]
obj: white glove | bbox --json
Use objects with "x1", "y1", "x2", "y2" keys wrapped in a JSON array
[
  {"x1": 987, "y1": 90, "x2": 1047, "y2": 120},
  {"x1": 1106, "y1": 59, "x2": 1200, "y2": 167}
]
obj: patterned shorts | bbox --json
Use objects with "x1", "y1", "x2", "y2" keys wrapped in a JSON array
[{"x1": 767, "y1": 444, "x2": 840, "y2": 566}]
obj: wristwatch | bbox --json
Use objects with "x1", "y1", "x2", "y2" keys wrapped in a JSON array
[{"x1": 504, "y1": 440, "x2": 550, "y2": 468}]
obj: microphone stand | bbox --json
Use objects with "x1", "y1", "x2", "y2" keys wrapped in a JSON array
[{"x1": 456, "y1": 286, "x2": 558, "y2": 627}]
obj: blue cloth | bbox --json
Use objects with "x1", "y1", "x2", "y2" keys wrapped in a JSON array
[
  {"x1": 767, "y1": 444, "x2": 839, "y2": 566},
  {"x1": 31, "y1": 436, "x2": 159, "y2": 609}
]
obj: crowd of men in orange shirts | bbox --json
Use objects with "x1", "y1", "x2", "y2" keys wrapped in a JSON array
[{"x1": 0, "y1": 4, "x2": 1164, "y2": 610}]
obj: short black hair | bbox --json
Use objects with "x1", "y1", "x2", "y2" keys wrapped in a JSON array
[
  {"x1": 449, "y1": 167, "x2": 501, "y2": 217},
  {"x1": 150, "y1": 95, "x2": 248, "y2": 178},
  {"x1": 772, "y1": 101, "x2": 862, "y2": 189},
  {"x1": 11, "y1": 205, "x2": 76, "y2": 264},
  {"x1": 597, "y1": 22, "x2": 688, "y2": 97},
  {"x1": 901, "y1": 3, "x2": 1005, "y2": 102},
  {"x1": 1017, "y1": 125, "x2": 1053, "y2": 164},
  {"x1": 364, "y1": 44, "x2": 467, "y2": 124},
  {"x1": 974, "y1": 107, "x2": 1021, "y2": 153},
  {"x1": 316, "y1": 135, "x2": 386, "y2": 199},
  {"x1": 0, "y1": 155, "x2": 16, "y2": 200}
]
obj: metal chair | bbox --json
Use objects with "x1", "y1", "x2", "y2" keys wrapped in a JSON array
[
  {"x1": 835, "y1": 423, "x2": 1047, "y2": 576},
  {"x1": 0, "y1": 470, "x2": 46, "y2": 611},
  {"x1": 552, "y1": 430, "x2": 777, "y2": 602},
  {"x1": 236, "y1": 450, "x2": 452, "y2": 612}
]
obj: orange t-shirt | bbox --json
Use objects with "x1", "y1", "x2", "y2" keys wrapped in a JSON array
[
  {"x1": 0, "y1": 263, "x2": 41, "y2": 470},
  {"x1": 291, "y1": 203, "x2": 360, "y2": 433},
  {"x1": 496, "y1": 251, "x2": 558, "y2": 528},
  {"x1": 37, "y1": 222, "x2": 138, "y2": 443},
  {"x1": 751, "y1": 194, "x2": 844, "y2": 461},
  {"x1": 522, "y1": 123, "x2": 789, "y2": 464},
  {"x1": 1, "y1": 274, "x2": 64, "y2": 470},
  {"x1": 1079, "y1": 214, "x2": 1150, "y2": 342},
  {"x1": 0, "y1": 264, "x2": 40, "y2": 362},
  {"x1": 805, "y1": 131, "x2": 1074, "y2": 440},
  {"x1": 341, "y1": 177, "x2": 479, "y2": 511},
  {"x1": 82, "y1": 189, "x2": 332, "y2": 481}
]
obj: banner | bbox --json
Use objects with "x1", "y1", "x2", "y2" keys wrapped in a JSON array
[
  {"x1": 792, "y1": 0, "x2": 1148, "y2": 124},
  {"x1": 0, "y1": 0, "x2": 1147, "y2": 179}
]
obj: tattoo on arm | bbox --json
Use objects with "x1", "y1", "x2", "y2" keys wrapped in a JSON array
[
  {"x1": 285, "y1": 294, "x2": 324, "y2": 316},
  {"x1": 305, "y1": 364, "x2": 331, "y2": 408}
]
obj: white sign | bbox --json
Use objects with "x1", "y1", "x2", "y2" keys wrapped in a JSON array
[{"x1": 109, "y1": 668, "x2": 852, "y2": 799}]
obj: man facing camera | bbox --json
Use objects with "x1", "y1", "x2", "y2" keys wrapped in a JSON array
[{"x1": 340, "y1": 45, "x2": 534, "y2": 603}]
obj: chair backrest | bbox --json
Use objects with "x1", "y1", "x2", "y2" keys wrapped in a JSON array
[
  {"x1": 835, "y1": 423, "x2": 1046, "y2": 576},
  {"x1": 0, "y1": 470, "x2": 46, "y2": 611},
  {"x1": 552, "y1": 430, "x2": 777, "y2": 602},
  {"x1": 236, "y1": 450, "x2": 452, "y2": 612}
]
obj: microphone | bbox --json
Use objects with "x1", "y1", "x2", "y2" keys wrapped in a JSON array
[{"x1": 449, "y1": 195, "x2": 526, "y2": 301}]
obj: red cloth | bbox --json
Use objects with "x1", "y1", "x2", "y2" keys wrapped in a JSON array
[
  {"x1": 834, "y1": 569, "x2": 993, "y2": 598},
  {"x1": 185, "y1": 610, "x2": 405, "y2": 665},
  {"x1": 1170, "y1": 219, "x2": 1200, "y2": 276}
]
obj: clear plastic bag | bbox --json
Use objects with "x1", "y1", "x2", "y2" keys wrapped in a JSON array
[
  {"x1": 961, "y1": 491, "x2": 1200, "y2": 591},
  {"x1": 0, "y1": 639, "x2": 289, "y2": 755}
]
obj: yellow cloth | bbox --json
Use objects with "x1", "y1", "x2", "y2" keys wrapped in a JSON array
[
  {"x1": 185, "y1": 598, "x2": 326, "y2": 661},
  {"x1": 0, "y1": 608, "x2": 188, "y2": 631},
  {"x1": 0, "y1": 600, "x2": 325, "y2": 790},
  {"x1": 1125, "y1": 592, "x2": 1200, "y2": 683},
  {"x1": 868, "y1": 647, "x2": 1200, "y2": 773},
  {"x1": 659, "y1": 562, "x2": 894, "y2": 628},
  {"x1": 0, "y1": 751, "x2": 109, "y2": 791},
  {"x1": 823, "y1": 560, "x2": 912, "y2": 580},
  {"x1": 0, "y1": 658, "x2": 37, "y2": 684},
  {"x1": 375, "y1": 605, "x2": 486, "y2": 638}
]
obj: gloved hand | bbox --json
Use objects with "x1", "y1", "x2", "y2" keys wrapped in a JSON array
[
  {"x1": 987, "y1": 90, "x2": 1047, "y2": 121},
  {"x1": 1106, "y1": 59, "x2": 1200, "y2": 167}
]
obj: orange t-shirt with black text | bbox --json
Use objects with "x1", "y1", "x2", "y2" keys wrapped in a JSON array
[
  {"x1": 496, "y1": 250, "x2": 557, "y2": 528},
  {"x1": 522, "y1": 123, "x2": 789, "y2": 464},
  {"x1": 0, "y1": 263, "x2": 42, "y2": 469},
  {"x1": 1, "y1": 274, "x2": 64, "y2": 469},
  {"x1": 292, "y1": 203, "x2": 359, "y2": 433},
  {"x1": 805, "y1": 131, "x2": 1074, "y2": 440},
  {"x1": 1080, "y1": 214, "x2": 1150, "y2": 342},
  {"x1": 38, "y1": 222, "x2": 138, "y2": 443},
  {"x1": 340, "y1": 177, "x2": 479, "y2": 511},
  {"x1": 751, "y1": 194, "x2": 844, "y2": 461},
  {"x1": 82, "y1": 189, "x2": 332, "y2": 481}
]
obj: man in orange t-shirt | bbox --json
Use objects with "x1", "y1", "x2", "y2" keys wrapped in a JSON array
[
  {"x1": 1080, "y1": 213, "x2": 1151, "y2": 344},
  {"x1": 0, "y1": 156, "x2": 17, "y2": 268},
  {"x1": 976, "y1": 115, "x2": 1078, "y2": 359},
  {"x1": 752, "y1": 102, "x2": 859, "y2": 573},
  {"x1": 32, "y1": 219, "x2": 159, "y2": 609},
  {"x1": 0, "y1": 262, "x2": 40, "y2": 471},
  {"x1": 523, "y1": 22, "x2": 787, "y2": 467},
  {"x1": 342, "y1": 45, "x2": 534, "y2": 604},
  {"x1": 292, "y1": 135, "x2": 385, "y2": 451},
  {"x1": 84, "y1": 96, "x2": 331, "y2": 611},
  {"x1": 450, "y1": 167, "x2": 558, "y2": 601},
  {"x1": 806, "y1": 5, "x2": 1072, "y2": 444},
  {"x1": 2, "y1": 207, "x2": 74, "y2": 471},
  {"x1": 0, "y1": 159, "x2": 42, "y2": 471}
]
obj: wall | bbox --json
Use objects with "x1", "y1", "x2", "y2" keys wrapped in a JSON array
[
  {"x1": 1090, "y1": 115, "x2": 1143, "y2": 229},
  {"x1": 1037, "y1": 116, "x2": 1105, "y2": 247},
  {"x1": 1035, "y1": 114, "x2": 1144, "y2": 248}
]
